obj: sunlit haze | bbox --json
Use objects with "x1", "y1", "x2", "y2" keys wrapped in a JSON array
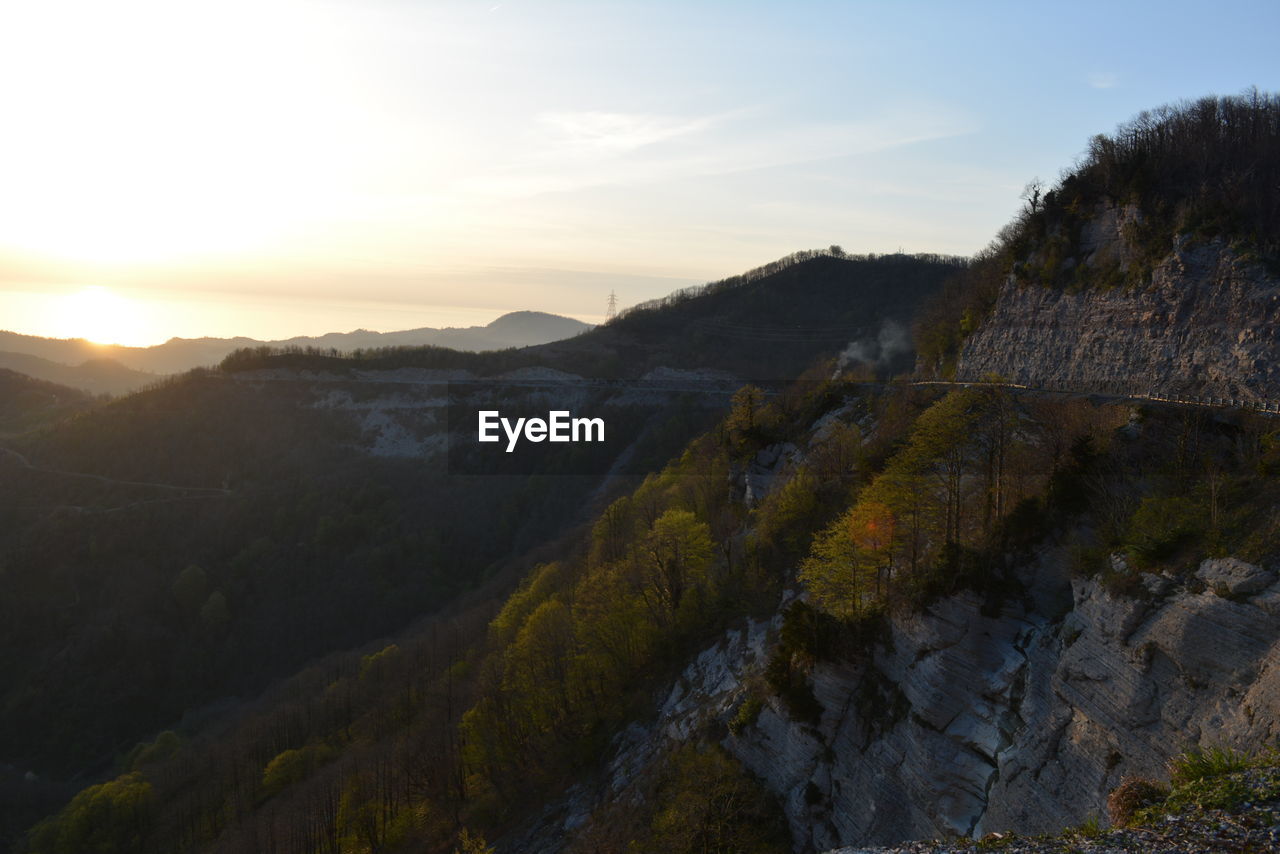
[{"x1": 1, "y1": 0, "x2": 1278, "y2": 345}]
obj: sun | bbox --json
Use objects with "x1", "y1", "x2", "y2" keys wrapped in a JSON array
[
  {"x1": 55, "y1": 287, "x2": 152, "y2": 347},
  {"x1": 0, "y1": 2, "x2": 366, "y2": 272}
]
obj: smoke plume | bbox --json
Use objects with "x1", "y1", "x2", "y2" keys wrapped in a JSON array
[{"x1": 836, "y1": 320, "x2": 911, "y2": 373}]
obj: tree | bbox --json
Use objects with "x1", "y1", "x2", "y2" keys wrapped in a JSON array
[
  {"x1": 1021, "y1": 178, "x2": 1044, "y2": 214},
  {"x1": 728, "y1": 386, "x2": 765, "y2": 435},
  {"x1": 501, "y1": 598, "x2": 577, "y2": 728},
  {"x1": 455, "y1": 828, "x2": 495, "y2": 854},
  {"x1": 590, "y1": 498, "x2": 635, "y2": 567},
  {"x1": 639, "y1": 744, "x2": 789, "y2": 854},
  {"x1": 636, "y1": 509, "x2": 714, "y2": 623},
  {"x1": 27, "y1": 773, "x2": 153, "y2": 854},
  {"x1": 798, "y1": 513, "x2": 861, "y2": 620},
  {"x1": 849, "y1": 500, "x2": 895, "y2": 596}
]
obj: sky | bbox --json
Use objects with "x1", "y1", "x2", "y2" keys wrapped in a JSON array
[{"x1": 0, "y1": 0, "x2": 1278, "y2": 345}]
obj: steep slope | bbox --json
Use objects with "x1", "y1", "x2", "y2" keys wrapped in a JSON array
[
  {"x1": 525, "y1": 385, "x2": 1280, "y2": 853},
  {"x1": 733, "y1": 558, "x2": 1280, "y2": 848},
  {"x1": 956, "y1": 218, "x2": 1280, "y2": 402},
  {"x1": 568, "y1": 554, "x2": 1280, "y2": 851},
  {"x1": 922, "y1": 92, "x2": 1280, "y2": 400},
  {"x1": 0, "y1": 252, "x2": 954, "y2": 849}
]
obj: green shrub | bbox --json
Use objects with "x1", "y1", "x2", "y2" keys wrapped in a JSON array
[
  {"x1": 1168, "y1": 746, "x2": 1251, "y2": 785},
  {"x1": 1125, "y1": 495, "x2": 1204, "y2": 568},
  {"x1": 1135, "y1": 748, "x2": 1280, "y2": 823},
  {"x1": 763, "y1": 650, "x2": 822, "y2": 725},
  {"x1": 1073, "y1": 813, "x2": 1103, "y2": 838},
  {"x1": 125, "y1": 730, "x2": 182, "y2": 771},
  {"x1": 729, "y1": 695, "x2": 764, "y2": 735},
  {"x1": 1099, "y1": 566, "x2": 1150, "y2": 599},
  {"x1": 261, "y1": 743, "x2": 337, "y2": 797}
]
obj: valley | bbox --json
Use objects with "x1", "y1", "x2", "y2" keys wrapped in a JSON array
[{"x1": 5, "y1": 91, "x2": 1280, "y2": 854}]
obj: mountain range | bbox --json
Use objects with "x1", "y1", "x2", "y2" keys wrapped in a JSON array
[
  {"x1": 6, "y1": 92, "x2": 1280, "y2": 854},
  {"x1": 0, "y1": 310, "x2": 593, "y2": 395}
]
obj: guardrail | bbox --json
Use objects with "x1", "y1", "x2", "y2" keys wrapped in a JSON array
[{"x1": 907, "y1": 378, "x2": 1280, "y2": 414}]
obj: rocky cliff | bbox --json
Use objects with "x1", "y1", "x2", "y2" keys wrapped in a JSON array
[
  {"x1": 956, "y1": 212, "x2": 1280, "y2": 404},
  {"x1": 561, "y1": 548, "x2": 1280, "y2": 852}
]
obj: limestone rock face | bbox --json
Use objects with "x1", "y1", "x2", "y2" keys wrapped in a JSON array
[
  {"x1": 726, "y1": 554, "x2": 1280, "y2": 850},
  {"x1": 1197, "y1": 556, "x2": 1277, "y2": 597},
  {"x1": 956, "y1": 231, "x2": 1280, "y2": 403},
  {"x1": 545, "y1": 554, "x2": 1280, "y2": 853}
]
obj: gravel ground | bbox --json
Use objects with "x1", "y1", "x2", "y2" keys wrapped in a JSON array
[{"x1": 830, "y1": 790, "x2": 1280, "y2": 853}]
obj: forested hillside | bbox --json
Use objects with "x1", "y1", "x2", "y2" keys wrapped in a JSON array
[
  {"x1": 13, "y1": 93, "x2": 1280, "y2": 854},
  {"x1": 25, "y1": 359, "x2": 1280, "y2": 853},
  {"x1": 0, "y1": 370, "x2": 95, "y2": 435},
  {"x1": 0, "y1": 251, "x2": 957, "y2": 850}
]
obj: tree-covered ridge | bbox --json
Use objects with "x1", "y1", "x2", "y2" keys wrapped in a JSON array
[
  {"x1": 916, "y1": 89, "x2": 1280, "y2": 377},
  {"x1": 220, "y1": 251, "x2": 963, "y2": 381},
  {"x1": 614, "y1": 247, "x2": 964, "y2": 322},
  {"x1": 1013, "y1": 89, "x2": 1280, "y2": 287}
]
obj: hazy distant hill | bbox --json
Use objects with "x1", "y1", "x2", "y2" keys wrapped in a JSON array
[
  {"x1": 0, "y1": 310, "x2": 592, "y2": 381},
  {"x1": 0, "y1": 351, "x2": 156, "y2": 396},
  {"x1": 277, "y1": 309, "x2": 593, "y2": 354}
]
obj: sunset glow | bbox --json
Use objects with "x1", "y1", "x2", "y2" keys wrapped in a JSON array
[
  {"x1": 51, "y1": 287, "x2": 152, "y2": 346},
  {"x1": 0, "y1": 1, "x2": 1277, "y2": 342}
]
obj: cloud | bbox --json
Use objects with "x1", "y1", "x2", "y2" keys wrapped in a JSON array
[
  {"x1": 466, "y1": 103, "x2": 976, "y2": 198},
  {"x1": 1087, "y1": 71, "x2": 1119, "y2": 90},
  {"x1": 536, "y1": 111, "x2": 720, "y2": 155}
]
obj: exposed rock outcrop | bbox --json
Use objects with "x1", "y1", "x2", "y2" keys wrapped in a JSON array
[
  {"x1": 957, "y1": 231, "x2": 1280, "y2": 403},
  {"x1": 765, "y1": 553, "x2": 1280, "y2": 849},
  {"x1": 567, "y1": 549, "x2": 1280, "y2": 853}
]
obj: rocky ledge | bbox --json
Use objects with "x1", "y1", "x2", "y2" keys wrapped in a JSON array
[{"x1": 957, "y1": 236, "x2": 1280, "y2": 403}]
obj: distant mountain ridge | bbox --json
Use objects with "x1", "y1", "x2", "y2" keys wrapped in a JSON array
[
  {"x1": 0, "y1": 310, "x2": 593, "y2": 387},
  {"x1": 0, "y1": 350, "x2": 157, "y2": 397}
]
